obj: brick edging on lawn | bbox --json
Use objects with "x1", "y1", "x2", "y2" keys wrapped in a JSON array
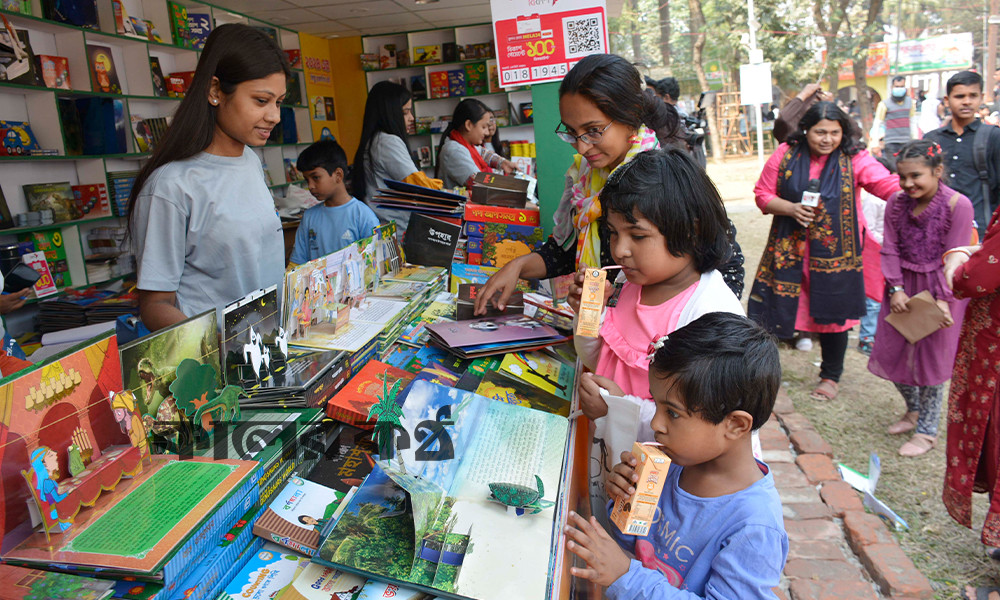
[{"x1": 765, "y1": 388, "x2": 936, "y2": 600}]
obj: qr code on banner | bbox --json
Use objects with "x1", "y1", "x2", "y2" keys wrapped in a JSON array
[{"x1": 564, "y1": 13, "x2": 605, "y2": 58}]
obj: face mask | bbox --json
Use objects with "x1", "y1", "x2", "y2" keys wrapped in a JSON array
[{"x1": 891, "y1": 87, "x2": 907, "y2": 99}]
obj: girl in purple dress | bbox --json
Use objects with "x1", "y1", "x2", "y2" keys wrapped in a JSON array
[{"x1": 868, "y1": 139, "x2": 974, "y2": 457}]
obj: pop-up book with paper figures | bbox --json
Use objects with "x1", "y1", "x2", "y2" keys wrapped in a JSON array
[
  {"x1": 118, "y1": 309, "x2": 241, "y2": 451},
  {"x1": 0, "y1": 333, "x2": 259, "y2": 578},
  {"x1": 223, "y1": 286, "x2": 285, "y2": 388},
  {"x1": 316, "y1": 380, "x2": 568, "y2": 600}
]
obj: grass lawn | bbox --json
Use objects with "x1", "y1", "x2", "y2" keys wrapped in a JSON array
[{"x1": 709, "y1": 156, "x2": 997, "y2": 599}]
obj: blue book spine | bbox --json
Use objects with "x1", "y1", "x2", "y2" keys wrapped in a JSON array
[
  {"x1": 462, "y1": 221, "x2": 541, "y2": 239},
  {"x1": 160, "y1": 464, "x2": 262, "y2": 586},
  {"x1": 466, "y1": 236, "x2": 483, "y2": 254}
]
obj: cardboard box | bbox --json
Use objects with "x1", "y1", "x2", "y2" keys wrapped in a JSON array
[
  {"x1": 470, "y1": 172, "x2": 529, "y2": 208},
  {"x1": 611, "y1": 442, "x2": 671, "y2": 536}
]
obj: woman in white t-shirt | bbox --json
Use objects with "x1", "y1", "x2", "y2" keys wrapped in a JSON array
[
  {"x1": 352, "y1": 81, "x2": 443, "y2": 231},
  {"x1": 127, "y1": 24, "x2": 288, "y2": 331}
]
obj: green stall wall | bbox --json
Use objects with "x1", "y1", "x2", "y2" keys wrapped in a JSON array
[{"x1": 529, "y1": 82, "x2": 577, "y2": 239}]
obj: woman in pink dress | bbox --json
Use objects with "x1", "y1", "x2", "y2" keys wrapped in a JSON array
[{"x1": 749, "y1": 101, "x2": 900, "y2": 400}]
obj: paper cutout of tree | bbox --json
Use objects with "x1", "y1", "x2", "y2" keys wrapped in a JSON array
[
  {"x1": 367, "y1": 372, "x2": 403, "y2": 459},
  {"x1": 169, "y1": 358, "x2": 242, "y2": 433}
]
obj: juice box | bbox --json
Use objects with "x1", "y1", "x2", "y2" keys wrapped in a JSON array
[{"x1": 610, "y1": 442, "x2": 671, "y2": 536}]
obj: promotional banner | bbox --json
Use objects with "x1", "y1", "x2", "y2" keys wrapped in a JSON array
[
  {"x1": 491, "y1": 0, "x2": 608, "y2": 87},
  {"x1": 889, "y1": 32, "x2": 973, "y2": 74}
]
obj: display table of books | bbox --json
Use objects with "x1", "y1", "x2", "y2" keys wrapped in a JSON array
[{"x1": 0, "y1": 221, "x2": 589, "y2": 600}]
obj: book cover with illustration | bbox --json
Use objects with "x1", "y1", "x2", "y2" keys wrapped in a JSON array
[
  {"x1": 37, "y1": 54, "x2": 70, "y2": 89},
  {"x1": 475, "y1": 369, "x2": 570, "y2": 417},
  {"x1": 425, "y1": 314, "x2": 561, "y2": 350},
  {"x1": 279, "y1": 561, "x2": 366, "y2": 600},
  {"x1": 216, "y1": 543, "x2": 310, "y2": 600},
  {"x1": 447, "y1": 69, "x2": 465, "y2": 97},
  {"x1": 0, "y1": 333, "x2": 259, "y2": 582},
  {"x1": 19, "y1": 229, "x2": 72, "y2": 288},
  {"x1": 474, "y1": 223, "x2": 544, "y2": 269},
  {"x1": 87, "y1": 45, "x2": 121, "y2": 94},
  {"x1": 498, "y1": 350, "x2": 574, "y2": 402},
  {"x1": 253, "y1": 476, "x2": 350, "y2": 555},
  {"x1": 464, "y1": 62, "x2": 487, "y2": 96},
  {"x1": 186, "y1": 11, "x2": 211, "y2": 49},
  {"x1": 429, "y1": 71, "x2": 449, "y2": 99},
  {"x1": 315, "y1": 380, "x2": 568, "y2": 600},
  {"x1": 40, "y1": 0, "x2": 98, "y2": 28},
  {"x1": 325, "y1": 359, "x2": 415, "y2": 427},
  {"x1": 0, "y1": 563, "x2": 114, "y2": 599},
  {"x1": 23, "y1": 181, "x2": 77, "y2": 222},
  {"x1": 412, "y1": 44, "x2": 440, "y2": 65},
  {"x1": 72, "y1": 183, "x2": 111, "y2": 219},
  {"x1": 0, "y1": 120, "x2": 40, "y2": 156}
]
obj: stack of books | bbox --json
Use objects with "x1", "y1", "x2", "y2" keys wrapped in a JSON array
[
  {"x1": 425, "y1": 314, "x2": 567, "y2": 359},
  {"x1": 370, "y1": 178, "x2": 466, "y2": 219}
]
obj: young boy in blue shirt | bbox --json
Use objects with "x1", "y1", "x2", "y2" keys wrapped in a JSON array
[
  {"x1": 565, "y1": 312, "x2": 788, "y2": 599},
  {"x1": 289, "y1": 139, "x2": 380, "y2": 265}
]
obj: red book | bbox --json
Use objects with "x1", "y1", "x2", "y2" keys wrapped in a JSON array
[
  {"x1": 429, "y1": 71, "x2": 449, "y2": 99},
  {"x1": 325, "y1": 360, "x2": 415, "y2": 428},
  {"x1": 71, "y1": 183, "x2": 112, "y2": 219},
  {"x1": 284, "y1": 49, "x2": 301, "y2": 69},
  {"x1": 463, "y1": 202, "x2": 540, "y2": 226}
]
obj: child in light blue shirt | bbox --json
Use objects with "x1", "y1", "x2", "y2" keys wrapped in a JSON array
[
  {"x1": 565, "y1": 312, "x2": 788, "y2": 599},
  {"x1": 289, "y1": 139, "x2": 379, "y2": 265}
]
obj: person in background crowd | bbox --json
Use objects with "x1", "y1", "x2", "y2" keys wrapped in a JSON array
[
  {"x1": 869, "y1": 76, "x2": 917, "y2": 168},
  {"x1": 773, "y1": 82, "x2": 834, "y2": 143},
  {"x1": 353, "y1": 81, "x2": 442, "y2": 233},
  {"x1": 981, "y1": 104, "x2": 1000, "y2": 127},
  {"x1": 919, "y1": 90, "x2": 942, "y2": 136},
  {"x1": 655, "y1": 77, "x2": 688, "y2": 117},
  {"x1": 925, "y1": 71, "x2": 1000, "y2": 239},
  {"x1": 436, "y1": 98, "x2": 515, "y2": 188},
  {"x1": 128, "y1": 24, "x2": 289, "y2": 331},
  {"x1": 749, "y1": 101, "x2": 900, "y2": 401}
]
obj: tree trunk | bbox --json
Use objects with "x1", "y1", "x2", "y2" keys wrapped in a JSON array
[
  {"x1": 688, "y1": 0, "x2": 722, "y2": 162},
  {"x1": 813, "y1": 0, "x2": 854, "y2": 102},
  {"x1": 659, "y1": 0, "x2": 671, "y2": 72},
  {"x1": 630, "y1": 0, "x2": 643, "y2": 63},
  {"x1": 851, "y1": 0, "x2": 884, "y2": 142}
]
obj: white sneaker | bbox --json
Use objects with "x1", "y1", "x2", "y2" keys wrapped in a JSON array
[{"x1": 795, "y1": 337, "x2": 813, "y2": 351}]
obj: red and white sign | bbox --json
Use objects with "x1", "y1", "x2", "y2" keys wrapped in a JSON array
[
  {"x1": 22, "y1": 251, "x2": 57, "y2": 297},
  {"x1": 491, "y1": 0, "x2": 608, "y2": 87}
]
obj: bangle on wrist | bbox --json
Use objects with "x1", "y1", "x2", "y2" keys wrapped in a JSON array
[
  {"x1": 942, "y1": 247, "x2": 972, "y2": 264},
  {"x1": 888, "y1": 285, "x2": 905, "y2": 295}
]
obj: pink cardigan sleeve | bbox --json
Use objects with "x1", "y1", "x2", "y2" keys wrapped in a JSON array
[
  {"x1": 853, "y1": 150, "x2": 901, "y2": 200},
  {"x1": 754, "y1": 143, "x2": 790, "y2": 212}
]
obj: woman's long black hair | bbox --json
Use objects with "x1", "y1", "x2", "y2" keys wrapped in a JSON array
[
  {"x1": 126, "y1": 24, "x2": 289, "y2": 236},
  {"x1": 353, "y1": 81, "x2": 412, "y2": 202},
  {"x1": 434, "y1": 98, "x2": 491, "y2": 178},
  {"x1": 786, "y1": 100, "x2": 862, "y2": 156},
  {"x1": 558, "y1": 54, "x2": 680, "y2": 145}
]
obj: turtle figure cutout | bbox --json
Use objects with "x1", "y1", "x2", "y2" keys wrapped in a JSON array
[{"x1": 488, "y1": 475, "x2": 554, "y2": 516}]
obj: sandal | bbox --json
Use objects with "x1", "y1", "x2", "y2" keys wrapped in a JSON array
[
  {"x1": 809, "y1": 379, "x2": 838, "y2": 401},
  {"x1": 964, "y1": 586, "x2": 1000, "y2": 600},
  {"x1": 887, "y1": 411, "x2": 919, "y2": 435},
  {"x1": 986, "y1": 546, "x2": 1000, "y2": 561},
  {"x1": 899, "y1": 433, "x2": 936, "y2": 457}
]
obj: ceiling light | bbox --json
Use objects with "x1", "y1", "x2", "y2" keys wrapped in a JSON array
[{"x1": 415, "y1": 0, "x2": 440, "y2": 4}]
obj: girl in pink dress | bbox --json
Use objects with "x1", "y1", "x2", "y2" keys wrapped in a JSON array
[
  {"x1": 575, "y1": 148, "x2": 745, "y2": 440},
  {"x1": 868, "y1": 140, "x2": 973, "y2": 456}
]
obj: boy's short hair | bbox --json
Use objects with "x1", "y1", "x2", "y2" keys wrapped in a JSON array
[
  {"x1": 649, "y1": 312, "x2": 780, "y2": 431},
  {"x1": 946, "y1": 70, "x2": 983, "y2": 95},
  {"x1": 296, "y1": 139, "x2": 348, "y2": 176}
]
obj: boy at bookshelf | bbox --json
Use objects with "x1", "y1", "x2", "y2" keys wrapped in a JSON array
[
  {"x1": 564, "y1": 313, "x2": 788, "y2": 599},
  {"x1": 289, "y1": 140, "x2": 380, "y2": 266}
]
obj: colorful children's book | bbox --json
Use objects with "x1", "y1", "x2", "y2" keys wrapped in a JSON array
[
  {"x1": 429, "y1": 71, "x2": 449, "y2": 99},
  {"x1": 23, "y1": 182, "x2": 76, "y2": 222},
  {"x1": 412, "y1": 44, "x2": 441, "y2": 64},
  {"x1": 284, "y1": 49, "x2": 302, "y2": 69},
  {"x1": 19, "y1": 229, "x2": 72, "y2": 288},
  {"x1": 215, "y1": 543, "x2": 310, "y2": 600},
  {"x1": 21, "y1": 250, "x2": 58, "y2": 296},
  {"x1": 463, "y1": 202, "x2": 540, "y2": 226},
  {"x1": 315, "y1": 380, "x2": 569, "y2": 600},
  {"x1": 425, "y1": 314, "x2": 566, "y2": 359},
  {"x1": 475, "y1": 369, "x2": 570, "y2": 416},
  {"x1": 447, "y1": 69, "x2": 465, "y2": 97},
  {"x1": 0, "y1": 563, "x2": 114, "y2": 599},
  {"x1": 87, "y1": 44, "x2": 121, "y2": 94},
  {"x1": 474, "y1": 225, "x2": 544, "y2": 269},
  {"x1": 279, "y1": 561, "x2": 366, "y2": 600},
  {"x1": 71, "y1": 183, "x2": 111, "y2": 219},
  {"x1": 186, "y1": 11, "x2": 211, "y2": 50},
  {"x1": 0, "y1": 120, "x2": 40, "y2": 156},
  {"x1": 0, "y1": 333, "x2": 260, "y2": 583},
  {"x1": 355, "y1": 581, "x2": 426, "y2": 600},
  {"x1": 253, "y1": 476, "x2": 351, "y2": 555},
  {"x1": 167, "y1": 1, "x2": 191, "y2": 48},
  {"x1": 325, "y1": 359, "x2": 415, "y2": 426},
  {"x1": 37, "y1": 54, "x2": 70, "y2": 89},
  {"x1": 464, "y1": 62, "x2": 488, "y2": 95},
  {"x1": 498, "y1": 350, "x2": 574, "y2": 401}
]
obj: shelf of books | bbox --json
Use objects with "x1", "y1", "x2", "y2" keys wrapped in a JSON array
[
  {"x1": 361, "y1": 23, "x2": 537, "y2": 175},
  {"x1": 0, "y1": 0, "x2": 313, "y2": 307}
]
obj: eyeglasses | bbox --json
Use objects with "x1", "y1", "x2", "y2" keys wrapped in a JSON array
[{"x1": 554, "y1": 121, "x2": 614, "y2": 145}]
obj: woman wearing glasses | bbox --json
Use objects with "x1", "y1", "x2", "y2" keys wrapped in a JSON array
[
  {"x1": 436, "y1": 98, "x2": 516, "y2": 188},
  {"x1": 474, "y1": 54, "x2": 745, "y2": 314}
]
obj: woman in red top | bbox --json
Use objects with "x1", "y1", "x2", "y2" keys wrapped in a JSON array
[{"x1": 943, "y1": 212, "x2": 1000, "y2": 596}]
